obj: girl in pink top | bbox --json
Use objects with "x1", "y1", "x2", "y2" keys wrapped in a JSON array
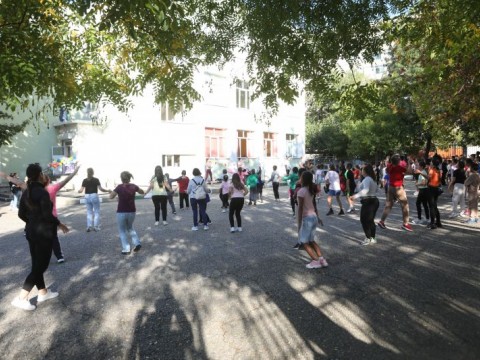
[
  {"x1": 228, "y1": 173, "x2": 249, "y2": 233},
  {"x1": 297, "y1": 172, "x2": 328, "y2": 269}
]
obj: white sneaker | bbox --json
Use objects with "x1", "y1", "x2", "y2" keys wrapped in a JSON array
[
  {"x1": 222, "y1": 209, "x2": 226, "y2": 213},
  {"x1": 230, "y1": 227, "x2": 236, "y2": 233},
  {"x1": 204, "y1": 225, "x2": 209, "y2": 231},
  {"x1": 411, "y1": 219, "x2": 422, "y2": 225},
  {"x1": 37, "y1": 290, "x2": 59, "y2": 303},
  {"x1": 155, "y1": 221, "x2": 159, "y2": 226},
  {"x1": 191, "y1": 226, "x2": 198, "y2": 231},
  {"x1": 237, "y1": 227, "x2": 242, "y2": 232},
  {"x1": 163, "y1": 221, "x2": 168, "y2": 226},
  {"x1": 11, "y1": 297, "x2": 36, "y2": 311}
]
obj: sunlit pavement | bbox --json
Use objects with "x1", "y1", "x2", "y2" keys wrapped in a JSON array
[{"x1": 1, "y1": 183, "x2": 479, "y2": 359}]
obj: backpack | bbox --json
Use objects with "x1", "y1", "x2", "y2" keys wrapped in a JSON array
[{"x1": 192, "y1": 179, "x2": 206, "y2": 199}]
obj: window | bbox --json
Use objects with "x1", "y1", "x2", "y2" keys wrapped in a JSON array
[
  {"x1": 237, "y1": 130, "x2": 253, "y2": 158},
  {"x1": 160, "y1": 103, "x2": 182, "y2": 122},
  {"x1": 205, "y1": 128, "x2": 225, "y2": 158},
  {"x1": 286, "y1": 134, "x2": 299, "y2": 157},
  {"x1": 236, "y1": 80, "x2": 250, "y2": 109},
  {"x1": 264, "y1": 132, "x2": 277, "y2": 158},
  {"x1": 162, "y1": 155, "x2": 180, "y2": 167}
]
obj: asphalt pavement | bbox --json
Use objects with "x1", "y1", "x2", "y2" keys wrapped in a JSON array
[{"x1": 0, "y1": 182, "x2": 479, "y2": 360}]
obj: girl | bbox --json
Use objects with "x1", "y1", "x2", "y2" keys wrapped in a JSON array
[
  {"x1": 12, "y1": 164, "x2": 69, "y2": 311},
  {"x1": 427, "y1": 159, "x2": 443, "y2": 229},
  {"x1": 228, "y1": 173, "x2": 249, "y2": 232},
  {"x1": 187, "y1": 168, "x2": 210, "y2": 231},
  {"x1": 411, "y1": 160, "x2": 430, "y2": 225},
  {"x1": 78, "y1": 168, "x2": 111, "y2": 232},
  {"x1": 268, "y1": 165, "x2": 281, "y2": 201},
  {"x1": 220, "y1": 174, "x2": 230, "y2": 212},
  {"x1": 297, "y1": 171, "x2": 328, "y2": 269},
  {"x1": 447, "y1": 160, "x2": 466, "y2": 218},
  {"x1": 246, "y1": 169, "x2": 259, "y2": 205},
  {"x1": 351, "y1": 164, "x2": 379, "y2": 245},
  {"x1": 110, "y1": 171, "x2": 145, "y2": 254},
  {"x1": 144, "y1": 166, "x2": 172, "y2": 226},
  {"x1": 463, "y1": 163, "x2": 480, "y2": 224}
]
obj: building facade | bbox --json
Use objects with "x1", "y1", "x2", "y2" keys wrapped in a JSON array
[{"x1": 1, "y1": 62, "x2": 306, "y2": 189}]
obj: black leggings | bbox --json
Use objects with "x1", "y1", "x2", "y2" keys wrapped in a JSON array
[
  {"x1": 152, "y1": 195, "x2": 168, "y2": 221},
  {"x1": 179, "y1": 192, "x2": 189, "y2": 209},
  {"x1": 272, "y1": 182, "x2": 280, "y2": 199},
  {"x1": 427, "y1": 187, "x2": 441, "y2": 225},
  {"x1": 23, "y1": 236, "x2": 53, "y2": 292},
  {"x1": 229, "y1": 198, "x2": 244, "y2": 227},
  {"x1": 52, "y1": 234, "x2": 64, "y2": 260},
  {"x1": 416, "y1": 188, "x2": 430, "y2": 220},
  {"x1": 360, "y1": 197, "x2": 379, "y2": 239}
]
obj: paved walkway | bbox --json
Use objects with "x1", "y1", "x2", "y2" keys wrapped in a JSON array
[{"x1": 0, "y1": 183, "x2": 479, "y2": 359}]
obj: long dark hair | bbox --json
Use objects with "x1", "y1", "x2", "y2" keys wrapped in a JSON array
[
  {"x1": 154, "y1": 165, "x2": 164, "y2": 186},
  {"x1": 301, "y1": 171, "x2": 316, "y2": 196},
  {"x1": 231, "y1": 173, "x2": 244, "y2": 191},
  {"x1": 363, "y1": 164, "x2": 375, "y2": 179},
  {"x1": 25, "y1": 163, "x2": 43, "y2": 209}
]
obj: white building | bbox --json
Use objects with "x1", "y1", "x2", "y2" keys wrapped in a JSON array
[{"x1": 2, "y1": 61, "x2": 306, "y2": 189}]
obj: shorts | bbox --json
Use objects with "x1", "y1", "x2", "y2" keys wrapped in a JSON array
[
  {"x1": 298, "y1": 215, "x2": 318, "y2": 243},
  {"x1": 328, "y1": 189, "x2": 341, "y2": 196}
]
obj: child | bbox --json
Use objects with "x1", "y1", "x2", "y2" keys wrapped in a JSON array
[
  {"x1": 296, "y1": 171, "x2": 328, "y2": 269},
  {"x1": 463, "y1": 163, "x2": 480, "y2": 224},
  {"x1": 228, "y1": 173, "x2": 249, "y2": 232},
  {"x1": 110, "y1": 171, "x2": 145, "y2": 254},
  {"x1": 220, "y1": 174, "x2": 230, "y2": 212}
]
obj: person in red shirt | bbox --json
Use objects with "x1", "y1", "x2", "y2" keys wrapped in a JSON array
[
  {"x1": 378, "y1": 154, "x2": 413, "y2": 231},
  {"x1": 174, "y1": 170, "x2": 190, "y2": 210}
]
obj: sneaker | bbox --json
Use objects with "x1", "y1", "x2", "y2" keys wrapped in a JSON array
[
  {"x1": 448, "y1": 212, "x2": 459, "y2": 219},
  {"x1": 401, "y1": 223, "x2": 413, "y2": 232},
  {"x1": 11, "y1": 297, "x2": 36, "y2": 311},
  {"x1": 326, "y1": 209, "x2": 334, "y2": 216},
  {"x1": 133, "y1": 244, "x2": 142, "y2": 252},
  {"x1": 360, "y1": 238, "x2": 371, "y2": 246},
  {"x1": 57, "y1": 257, "x2": 65, "y2": 264},
  {"x1": 163, "y1": 221, "x2": 168, "y2": 226},
  {"x1": 254, "y1": 202, "x2": 257, "y2": 206},
  {"x1": 318, "y1": 257, "x2": 329, "y2": 267},
  {"x1": 207, "y1": 221, "x2": 212, "y2": 225},
  {"x1": 86, "y1": 227, "x2": 93, "y2": 232},
  {"x1": 293, "y1": 243, "x2": 300, "y2": 249},
  {"x1": 192, "y1": 226, "x2": 198, "y2": 231},
  {"x1": 222, "y1": 209, "x2": 226, "y2": 213},
  {"x1": 155, "y1": 221, "x2": 159, "y2": 226},
  {"x1": 37, "y1": 290, "x2": 59, "y2": 303},
  {"x1": 421, "y1": 219, "x2": 430, "y2": 225},
  {"x1": 464, "y1": 218, "x2": 478, "y2": 224},
  {"x1": 377, "y1": 221, "x2": 386, "y2": 229},
  {"x1": 248, "y1": 202, "x2": 252, "y2": 206},
  {"x1": 230, "y1": 227, "x2": 236, "y2": 233},
  {"x1": 370, "y1": 237, "x2": 377, "y2": 244},
  {"x1": 121, "y1": 251, "x2": 131, "y2": 255},
  {"x1": 413, "y1": 191, "x2": 419, "y2": 196},
  {"x1": 306, "y1": 260, "x2": 322, "y2": 269},
  {"x1": 338, "y1": 209, "x2": 345, "y2": 216},
  {"x1": 436, "y1": 222, "x2": 444, "y2": 228},
  {"x1": 298, "y1": 243, "x2": 304, "y2": 250},
  {"x1": 411, "y1": 219, "x2": 422, "y2": 225},
  {"x1": 173, "y1": 211, "x2": 177, "y2": 215},
  {"x1": 93, "y1": 226, "x2": 101, "y2": 232},
  {"x1": 427, "y1": 223, "x2": 437, "y2": 229},
  {"x1": 237, "y1": 227, "x2": 242, "y2": 232},
  {"x1": 347, "y1": 208, "x2": 355, "y2": 213},
  {"x1": 204, "y1": 225, "x2": 209, "y2": 231}
]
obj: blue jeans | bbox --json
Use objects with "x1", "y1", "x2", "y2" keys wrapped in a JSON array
[
  {"x1": 10, "y1": 191, "x2": 22, "y2": 209},
  {"x1": 85, "y1": 193, "x2": 100, "y2": 228},
  {"x1": 116, "y1": 212, "x2": 140, "y2": 252},
  {"x1": 190, "y1": 198, "x2": 206, "y2": 226}
]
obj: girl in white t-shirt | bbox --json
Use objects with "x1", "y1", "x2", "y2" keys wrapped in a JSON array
[{"x1": 297, "y1": 172, "x2": 328, "y2": 269}]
